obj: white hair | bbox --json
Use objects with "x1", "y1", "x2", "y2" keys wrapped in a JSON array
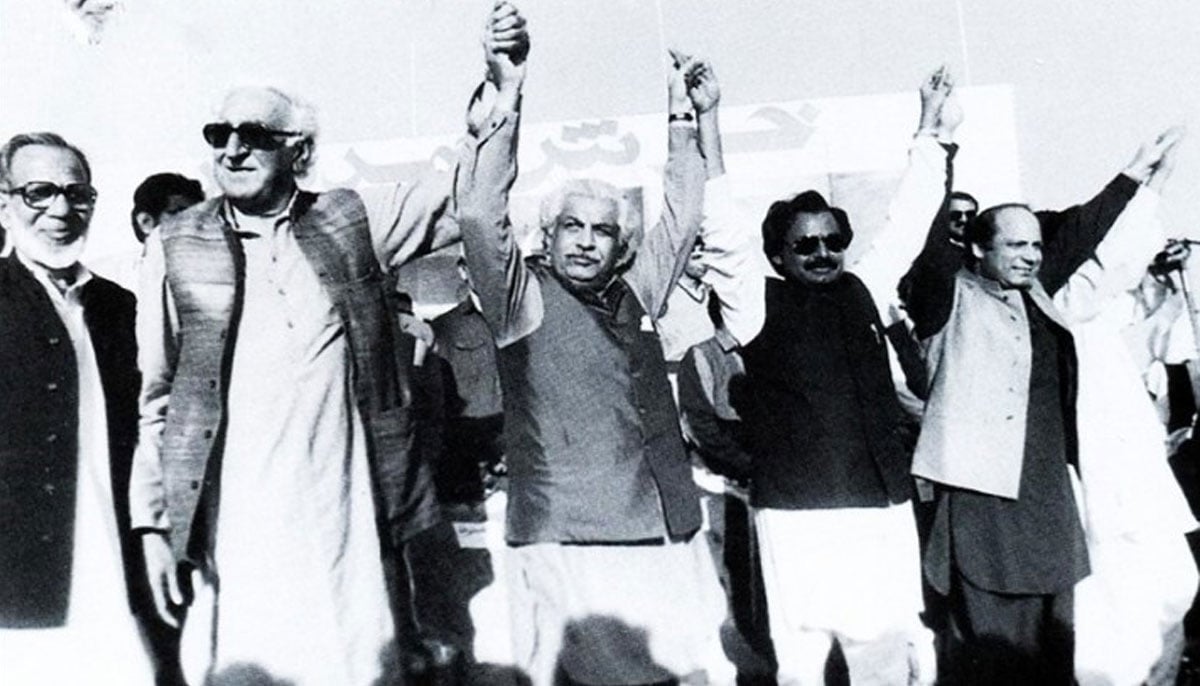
[
  {"x1": 538, "y1": 179, "x2": 643, "y2": 268},
  {"x1": 216, "y1": 86, "x2": 320, "y2": 177}
]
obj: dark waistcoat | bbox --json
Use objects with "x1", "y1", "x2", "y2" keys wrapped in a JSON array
[
  {"x1": 158, "y1": 190, "x2": 437, "y2": 564},
  {"x1": 737, "y1": 276, "x2": 911, "y2": 509},
  {"x1": 499, "y1": 264, "x2": 701, "y2": 544},
  {"x1": 0, "y1": 257, "x2": 141, "y2": 627}
]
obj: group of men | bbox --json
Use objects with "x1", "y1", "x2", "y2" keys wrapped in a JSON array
[{"x1": 3, "y1": 2, "x2": 1198, "y2": 685}]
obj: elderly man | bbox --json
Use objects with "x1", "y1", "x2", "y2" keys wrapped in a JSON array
[
  {"x1": 129, "y1": 6, "x2": 527, "y2": 684},
  {"x1": 457, "y1": 36, "x2": 737, "y2": 684},
  {"x1": 0, "y1": 132, "x2": 154, "y2": 684},
  {"x1": 726, "y1": 69, "x2": 957, "y2": 685},
  {"x1": 905, "y1": 128, "x2": 1181, "y2": 684}
]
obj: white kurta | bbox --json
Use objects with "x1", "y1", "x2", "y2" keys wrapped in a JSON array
[
  {"x1": 1053, "y1": 189, "x2": 1199, "y2": 686},
  {"x1": 183, "y1": 209, "x2": 395, "y2": 685},
  {"x1": 0, "y1": 260, "x2": 153, "y2": 686}
]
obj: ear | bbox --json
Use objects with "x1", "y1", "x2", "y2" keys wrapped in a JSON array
[
  {"x1": 291, "y1": 137, "x2": 314, "y2": 175},
  {"x1": 0, "y1": 192, "x2": 14, "y2": 225},
  {"x1": 135, "y1": 210, "x2": 157, "y2": 236},
  {"x1": 769, "y1": 253, "x2": 783, "y2": 268},
  {"x1": 970, "y1": 242, "x2": 986, "y2": 260}
]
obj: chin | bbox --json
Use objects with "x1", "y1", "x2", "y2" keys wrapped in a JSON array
[{"x1": 20, "y1": 237, "x2": 85, "y2": 270}]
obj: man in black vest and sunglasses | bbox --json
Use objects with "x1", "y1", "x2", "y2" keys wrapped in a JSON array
[{"x1": 728, "y1": 68, "x2": 960, "y2": 684}]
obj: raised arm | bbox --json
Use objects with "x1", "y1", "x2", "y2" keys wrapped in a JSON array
[
  {"x1": 364, "y1": 3, "x2": 530, "y2": 272},
  {"x1": 1039, "y1": 127, "x2": 1183, "y2": 294},
  {"x1": 855, "y1": 66, "x2": 959, "y2": 320},
  {"x1": 894, "y1": 69, "x2": 962, "y2": 340},
  {"x1": 457, "y1": 1, "x2": 540, "y2": 348},
  {"x1": 624, "y1": 52, "x2": 708, "y2": 316},
  {"x1": 1052, "y1": 188, "x2": 1164, "y2": 324}
]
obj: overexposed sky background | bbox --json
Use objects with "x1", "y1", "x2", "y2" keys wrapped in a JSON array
[{"x1": 3, "y1": 0, "x2": 1200, "y2": 256}]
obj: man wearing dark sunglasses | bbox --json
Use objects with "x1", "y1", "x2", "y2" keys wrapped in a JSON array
[
  {"x1": 0, "y1": 132, "x2": 158, "y2": 683},
  {"x1": 946, "y1": 190, "x2": 978, "y2": 247},
  {"x1": 128, "y1": 4, "x2": 528, "y2": 684},
  {"x1": 729, "y1": 67, "x2": 959, "y2": 684}
]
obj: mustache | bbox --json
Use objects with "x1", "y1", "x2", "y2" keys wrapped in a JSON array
[{"x1": 804, "y1": 257, "x2": 840, "y2": 270}]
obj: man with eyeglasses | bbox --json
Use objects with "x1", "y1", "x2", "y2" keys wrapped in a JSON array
[
  {"x1": 457, "y1": 37, "x2": 738, "y2": 683},
  {"x1": 727, "y1": 68, "x2": 959, "y2": 684},
  {"x1": 127, "y1": 5, "x2": 527, "y2": 684},
  {"x1": 946, "y1": 190, "x2": 978, "y2": 247},
  {"x1": 0, "y1": 132, "x2": 156, "y2": 684}
]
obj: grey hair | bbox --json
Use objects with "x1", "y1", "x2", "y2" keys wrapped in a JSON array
[
  {"x1": 0, "y1": 132, "x2": 91, "y2": 187},
  {"x1": 218, "y1": 86, "x2": 320, "y2": 178},
  {"x1": 538, "y1": 179, "x2": 642, "y2": 268}
]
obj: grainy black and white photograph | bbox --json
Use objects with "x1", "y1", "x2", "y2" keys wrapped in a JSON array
[{"x1": 3, "y1": 1, "x2": 1200, "y2": 684}]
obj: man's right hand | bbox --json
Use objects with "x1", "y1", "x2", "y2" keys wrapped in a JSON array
[
  {"x1": 918, "y1": 65, "x2": 953, "y2": 134},
  {"x1": 484, "y1": 1, "x2": 529, "y2": 93},
  {"x1": 142, "y1": 531, "x2": 187, "y2": 628}
]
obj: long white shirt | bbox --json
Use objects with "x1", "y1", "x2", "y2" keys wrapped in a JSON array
[
  {"x1": 1053, "y1": 189, "x2": 1198, "y2": 686},
  {"x1": 0, "y1": 256, "x2": 153, "y2": 685}
]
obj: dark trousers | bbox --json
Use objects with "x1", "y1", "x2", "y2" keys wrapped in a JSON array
[{"x1": 942, "y1": 573, "x2": 1074, "y2": 685}]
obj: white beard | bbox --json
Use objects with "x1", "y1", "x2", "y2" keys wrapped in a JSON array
[{"x1": 13, "y1": 230, "x2": 87, "y2": 271}]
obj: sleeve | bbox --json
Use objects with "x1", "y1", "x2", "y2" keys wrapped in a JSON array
[
  {"x1": 677, "y1": 343, "x2": 752, "y2": 481},
  {"x1": 622, "y1": 123, "x2": 708, "y2": 318},
  {"x1": 129, "y1": 230, "x2": 178, "y2": 532},
  {"x1": 361, "y1": 115, "x2": 523, "y2": 271},
  {"x1": 1037, "y1": 174, "x2": 1141, "y2": 295},
  {"x1": 456, "y1": 106, "x2": 544, "y2": 348},
  {"x1": 689, "y1": 175, "x2": 765, "y2": 346},
  {"x1": 1053, "y1": 188, "x2": 1162, "y2": 324},
  {"x1": 899, "y1": 144, "x2": 960, "y2": 340},
  {"x1": 854, "y1": 135, "x2": 952, "y2": 321}
]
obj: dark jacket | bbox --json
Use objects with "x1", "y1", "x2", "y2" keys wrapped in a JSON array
[
  {"x1": 735, "y1": 275, "x2": 911, "y2": 510},
  {"x1": 0, "y1": 257, "x2": 142, "y2": 627}
]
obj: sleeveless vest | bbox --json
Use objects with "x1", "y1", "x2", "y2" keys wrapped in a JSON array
[
  {"x1": 499, "y1": 264, "x2": 701, "y2": 544},
  {"x1": 158, "y1": 190, "x2": 437, "y2": 563}
]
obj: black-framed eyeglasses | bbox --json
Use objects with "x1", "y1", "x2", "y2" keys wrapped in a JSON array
[
  {"x1": 790, "y1": 233, "x2": 849, "y2": 255},
  {"x1": 949, "y1": 209, "x2": 977, "y2": 223},
  {"x1": 2, "y1": 181, "x2": 98, "y2": 210},
  {"x1": 202, "y1": 122, "x2": 302, "y2": 151}
]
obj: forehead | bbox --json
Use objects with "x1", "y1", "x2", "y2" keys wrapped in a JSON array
[
  {"x1": 950, "y1": 197, "x2": 977, "y2": 210},
  {"x1": 8, "y1": 144, "x2": 87, "y2": 184},
  {"x1": 785, "y1": 210, "x2": 839, "y2": 238},
  {"x1": 218, "y1": 89, "x2": 291, "y2": 127},
  {"x1": 559, "y1": 194, "x2": 619, "y2": 223},
  {"x1": 991, "y1": 208, "x2": 1041, "y2": 243}
]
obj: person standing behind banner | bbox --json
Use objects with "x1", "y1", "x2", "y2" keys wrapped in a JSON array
[
  {"x1": 731, "y1": 67, "x2": 958, "y2": 686},
  {"x1": 906, "y1": 125, "x2": 1182, "y2": 685},
  {"x1": 456, "y1": 22, "x2": 736, "y2": 684},
  {"x1": 0, "y1": 132, "x2": 155, "y2": 685},
  {"x1": 128, "y1": 6, "x2": 527, "y2": 684}
]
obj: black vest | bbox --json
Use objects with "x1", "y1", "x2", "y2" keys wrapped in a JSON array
[
  {"x1": 737, "y1": 276, "x2": 911, "y2": 509},
  {"x1": 0, "y1": 257, "x2": 141, "y2": 627}
]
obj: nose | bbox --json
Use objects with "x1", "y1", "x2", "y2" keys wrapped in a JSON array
[
  {"x1": 44, "y1": 188, "x2": 73, "y2": 216},
  {"x1": 575, "y1": 226, "x2": 596, "y2": 250},
  {"x1": 222, "y1": 131, "x2": 249, "y2": 156}
]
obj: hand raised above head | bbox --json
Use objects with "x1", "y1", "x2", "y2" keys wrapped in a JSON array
[
  {"x1": 683, "y1": 56, "x2": 720, "y2": 114},
  {"x1": 483, "y1": 1, "x2": 529, "y2": 90},
  {"x1": 918, "y1": 65, "x2": 954, "y2": 133}
]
